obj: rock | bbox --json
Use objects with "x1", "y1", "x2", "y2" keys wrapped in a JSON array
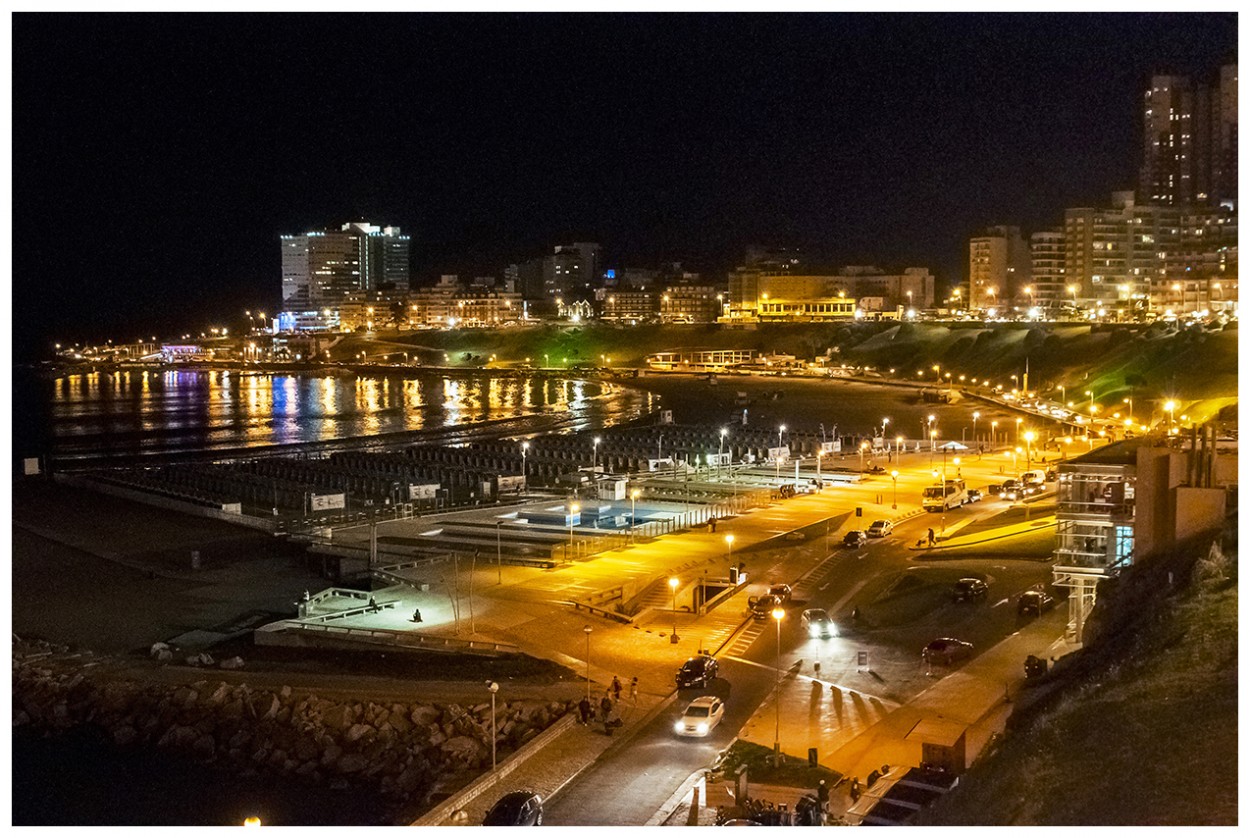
[
  {"x1": 173, "y1": 687, "x2": 198, "y2": 708},
  {"x1": 293, "y1": 736, "x2": 319, "y2": 762},
  {"x1": 442, "y1": 735, "x2": 485, "y2": 766},
  {"x1": 275, "y1": 707, "x2": 291, "y2": 725},
  {"x1": 228, "y1": 730, "x2": 251, "y2": 751},
  {"x1": 219, "y1": 656, "x2": 245, "y2": 670},
  {"x1": 279, "y1": 685, "x2": 293, "y2": 700},
  {"x1": 205, "y1": 682, "x2": 233, "y2": 707},
  {"x1": 388, "y1": 713, "x2": 412, "y2": 735},
  {"x1": 322, "y1": 704, "x2": 355, "y2": 731},
  {"x1": 149, "y1": 642, "x2": 171, "y2": 659},
  {"x1": 321, "y1": 743, "x2": 343, "y2": 768},
  {"x1": 258, "y1": 694, "x2": 281, "y2": 722},
  {"x1": 396, "y1": 766, "x2": 426, "y2": 793},
  {"x1": 345, "y1": 723, "x2": 374, "y2": 744},
  {"x1": 222, "y1": 699, "x2": 245, "y2": 720},
  {"x1": 113, "y1": 725, "x2": 138, "y2": 746},
  {"x1": 410, "y1": 705, "x2": 440, "y2": 728},
  {"x1": 153, "y1": 649, "x2": 173, "y2": 662},
  {"x1": 192, "y1": 735, "x2": 216, "y2": 760},
  {"x1": 427, "y1": 727, "x2": 446, "y2": 747},
  {"x1": 336, "y1": 753, "x2": 369, "y2": 774}
]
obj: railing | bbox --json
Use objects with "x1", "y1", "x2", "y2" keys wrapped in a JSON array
[{"x1": 259, "y1": 621, "x2": 520, "y2": 656}]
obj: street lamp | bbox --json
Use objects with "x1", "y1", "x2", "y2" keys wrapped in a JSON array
[
  {"x1": 521, "y1": 441, "x2": 529, "y2": 488},
  {"x1": 583, "y1": 626, "x2": 593, "y2": 702},
  {"x1": 896, "y1": 435, "x2": 904, "y2": 457},
  {"x1": 815, "y1": 450, "x2": 823, "y2": 486},
  {"x1": 929, "y1": 429, "x2": 937, "y2": 465},
  {"x1": 1164, "y1": 400, "x2": 1177, "y2": 432},
  {"x1": 776, "y1": 424, "x2": 786, "y2": 482},
  {"x1": 669, "y1": 577, "x2": 680, "y2": 640},
  {"x1": 568, "y1": 502, "x2": 580, "y2": 558},
  {"x1": 486, "y1": 681, "x2": 499, "y2": 771},
  {"x1": 725, "y1": 533, "x2": 735, "y2": 567},
  {"x1": 972, "y1": 412, "x2": 980, "y2": 446},
  {"x1": 859, "y1": 441, "x2": 869, "y2": 472},
  {"x1": 891, "y1": 469, "x2": 899, "y2": 509},
  {"x1": 1015, "y1": 417, "x2": 1022, "y2": 446},
  {"x1": 592, "y1": 436, "x2": 601, "y2": 472},
  {"x1": 719, "y1": 427, "x2": 728, "y2": 478},
  {"x1": 772, "y1": 606, "x2": 785, "y2": 763},
  {"x1": 991, "y1": 420, "x2": 999, "y2": 448},
  {"x1": 630, "y1": 488, "x2": 641, "y2": 543},
  {"x1": 953, "y1": 456, "x2": 961, "y2": 478},
  {"x1": 1023, "y1": 430, "x2": 1036, "y2": 472}
]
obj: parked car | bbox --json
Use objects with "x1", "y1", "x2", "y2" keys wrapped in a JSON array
[
  {"x1": 966, "y1": 489, "x2": 983, "y2": 503},
  {"x1": 800, "y1": 608, "x2": 836, "y2": 638},
  {"x1": 866, "y1": 520, "x2": 893, "y2": 538},
  {"x1": 922, "y1": 638, "x2": 974, "y2": 666},
  {"x1": 748, "y1": 594, "x2": 783, "y2": 621},
  {"x1": 674, "y1": 695, "x2": 725, "y2": 737},
  {"x1": 1017, "y1": 589, "x2": 1057, "y2": 616},
  {"x1": 842, "y1": 530, "x2": 868, "y2": 548},
  {"x1": 1021, "y1": 470, "x2": 1045, "y2": 488},
  {"x1": 767, "y1": 583, "x2": 793, "y2": 604},
  {"x1": 952, "y1": 578, "x2": 989, "y2": 601},
  {"x1": 676, "y1": 655, "x2": 719, "y2": 688},
  {"x1": 986, "y1": 483, "x2": 1003, "y2": 497},
  {"x1": 482, "y1": 791, "x2": 544, "y2": 826}
]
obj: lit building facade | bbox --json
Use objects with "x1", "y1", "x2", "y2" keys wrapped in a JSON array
[
  {"x1": 1029, "y1": 230, "x2": 1067, "y2": 310},
  {"x1": 968, "y1": 226, "x2": 1030, "y2": 310},
  {"x1": 725, "y1": 267, "x2": 933, "y2": 321},
  {"x1": 1140, "y1": 65, "x2": 1238, "y2": 207},
  {"x1": 280, "y1": 222, "x2": 410, "y2": 309}
]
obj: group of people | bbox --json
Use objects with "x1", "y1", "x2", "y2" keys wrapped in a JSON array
[{"x1": 576, "y1": 676, "x2": 638, "y2": 733}]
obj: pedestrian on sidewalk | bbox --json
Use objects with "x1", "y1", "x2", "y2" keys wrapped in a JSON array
[
  {"x1": 611, "y1": 676, "x2": 622, "y2": 702},
  {"x1": 368, "y1": 596, "x2": 378, "y2": 612},
  {"x1": 600, "y1": 694, "x2": 612, "y2": 720},
  {"x1": 629, "y1": 676, "x2": 638, "y2": 701},
  {"x1": 578, "y1": 696, "x2": 591, "y2": 725},
  {"x1": 927, "y1": 528, "x2": 935, "y2": 547},
  {"x1": 816, "y1": 779, "x2": 829, "y2": 814},
  {"x1": 411, "y1": 608, "x2": 423, "y2": 623}
]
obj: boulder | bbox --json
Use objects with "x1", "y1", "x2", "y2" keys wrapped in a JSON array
[
  {"x1": 205, "y1": 682, "x2": 233, "y2": 707},
  {"x1": 336, "y1": 753, "x2": 369, "y2": 774},
  {"x1": 173, "y1": 687, "x2": 198, "y2": 708},
  {"x1": 320, "y1": 743, "x2": 344, "y2": 768},
  {"x1": 345, "y1": 723, "x2": 374, "y2": 744},
  {"x1": 388, "y1": 713, "x2": 412, "y2": 735},
  {"x1": 441, "y1": 735, "x2": 485, "y2": 767},
  {"x1": 222, "y1": 699, "x2": 245, "y2": 720},
  {"x1": 258, "y1": 694, "x2": 282, "y2": 722},
  {"x1": 219, "y1": 656, "x2": 245, "y2": 671},
  {"x1": 322, "y1": 704, "x2": 355, "y2": 731},
  {"x1": 409, "y1": 705, "x2": 440, "y2": 728},
  {"x1": 279, "y1": 685, "x2": 293, "y2": 700},
  {"x1": 293, "y1": 736, "x2": 319, "y2": 762}
]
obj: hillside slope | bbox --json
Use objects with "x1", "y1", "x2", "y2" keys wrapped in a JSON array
[{"x1": 914, "y1": 522, "x2": 1238, "y2": 825}]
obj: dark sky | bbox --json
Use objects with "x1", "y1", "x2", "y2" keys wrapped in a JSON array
[{"x1": 12, "y1": 12, "x2": 1237, "y2": 352}]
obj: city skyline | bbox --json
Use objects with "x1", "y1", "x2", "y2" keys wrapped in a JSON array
[{"x1": 12, "y1": 12, "x2": 1237, "y2": 351}]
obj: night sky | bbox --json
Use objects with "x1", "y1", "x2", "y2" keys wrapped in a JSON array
[{"x1": 11, "y1": 12, "x2": 1238, "y2": 355}]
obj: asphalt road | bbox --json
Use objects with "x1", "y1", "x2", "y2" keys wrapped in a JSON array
[{"x1": 544, "y1": 495, "x2": 1055, "y2": 825}]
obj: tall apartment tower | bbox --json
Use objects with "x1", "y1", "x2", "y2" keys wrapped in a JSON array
[
  {"x1": 543, "y1": 242, "x2": 601, "y2": 302},
  {"x1": 281, "y1": 222, "x2": 410, "y2": 308},
  {"x1": 968, "y1": 225, "x2": 1030, "y2": 310},
  {"x1": 1029, "y1": 230, "x2": 1067, "y2": 309},
  {"x1": 1064, "y1": 192, "x2": 1179, "y2": 309},
  {"x1": 1140, "y1": 64, "x2": 1238, "y2": 207}
]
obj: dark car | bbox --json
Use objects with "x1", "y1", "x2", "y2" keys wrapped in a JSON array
[
  {"x1": 1045, "y1": 468, "x2": 1058, "y2": 482},
  {"x1": 483, "y1": 791, "x2": 544, "y2": 826},
  {"x1": 842, "y1": 530, "x2": 868, "y2": 548},
  {"x1": 767, "y1": 583, "x2": 793, "y2": 604},
  {"x1": 987, "y1": 483, "x2": 1003, "y2": 497},
  {"x1": 1017, "y1": 589, "x2": 1057, "y2": 616},
  {"x1": 748, "y1": 594, "x2": 783, "y2": 621},
  {"x1": 676, "y1": 654, "x2": 719, "y2": 688},
  {"x1": 952, "y1": 578, "x2": 988, "y2": 601},
  {"x1": 922, "y1": 638, "x2": 974, "y2": 666}
]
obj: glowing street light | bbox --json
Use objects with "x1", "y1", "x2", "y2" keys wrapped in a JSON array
[
  {"x1": 630, "y1": 488, "x2": 641, "y2": 542},
  {"x1": 592, "y1": 436, "x2": 601, "y2": 472},
  {"x1": 669, "y1": 577, "x2": 680, "y2": 640},
  {"x1": 1023, "y1": 430, "x2": 1036, "y2": 472},
  {"x1": 521, "y1": 441, "x2": 529, "y2": 488},
  {"x1": 725, "y1": 533, "x2": 735, "y2": 566},
  {"x1": 859, "y1": 440, "x2": 869, "y2": 472},
  {"x1": 991, "y1": 420, "x2": 999, "y2": 447},
  {"x1": 772, "y1": 606, "x2": 785, "y2": 763},
  {"x1": 891, "y1": 469, "x2": 899, "y2": 509},
  {"x1": 972, "y1": 411, "x2": 980, "y2": 446},
  {"x1": 568, "y1": 502, "x2": 580, "y2": 557},
  {"x1": 1164, "y1": 400, "x2": 1177, "y2": 431}
]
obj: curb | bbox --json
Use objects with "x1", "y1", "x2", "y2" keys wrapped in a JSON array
[
  {"x1": 646, "y1": 766, "x2": 709, "y2": 826},
  {"x1": 411, "y1": 712, "x2": 577, "y2": 826}
]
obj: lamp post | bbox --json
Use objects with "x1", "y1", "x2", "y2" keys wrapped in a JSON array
[
  {"x1": 669, "y1": 577, "x2": 680, "y2": 641},
  {"x1": 1024, "y1": 430, "x2": 1035, "y2": 472},
  {"x1": 583, "y1": 625, "x2": 592, "y2": 702},
  {"x1": 725, "y1": 533, "x2": 735, "y2": 567},
  {"x1": 486, "y1": 681, "x2": 499, "y2": 771},
  {"x1": 1015, "y1": 417, "x2": 1022, "y2": 446},
  {"x1": 859, "y1": 441, "x2": 868, "y2": 472},
  {"x1": 719, "y1": 427, "x2": 727, "y2": 479},
  {"x1": 521, "y1": 442, "x2": 529, "y2": 489},
  {"x1": 630, "y1": 488, "x2": 640, "y2": 543},
  {"x1": 815, "y1": 450, "x2": 823, "y2": 486},
  {"x1": 991, "y1": 420, "x2": 998, "y2": 448},
  {"x1": 592, "y1": 436, "x2": 601, "y2": 473},
  {"x1": 891, "y1": 469, "x2": 899, "y2": 509},
  {"x1": 895, "y1": 435, "x2": 904, "y2": 459},
  {"x1": 775, "y1": 424, "x2": 786, "y2": 482},
  {"x1": 568, "y1": 502, "x2": 580, "y2": 559},
  {"x1": 1123, "y1": 397, "x2": 1133, "y2": 425},
  {"x1": 929, "y1": 429, "x2": 937, "y2": 465},
  {"x1": 1164, "y1": 399, "x2": 1177, "y2": 433},
  {"x1": 972, "y1": 412, "x2": 980, "y2": 447},
  {"x1": 772, "y1": 606, "x2": 785, "y2": 764}
]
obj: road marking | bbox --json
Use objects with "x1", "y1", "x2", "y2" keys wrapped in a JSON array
[
  {"x1": 993, "y1": 597, "x2": 1010, "y2": 608},
  {"x1": 720, "y1": 655, "x2": 900, "y2": 708}
]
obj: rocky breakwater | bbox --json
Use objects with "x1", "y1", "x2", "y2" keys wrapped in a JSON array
[{"x1": 12, "y1": 639, "x2": 573, "y2": 819}]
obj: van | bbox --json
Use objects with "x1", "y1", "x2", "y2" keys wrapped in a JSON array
[{"x1": 1021, "y1": 470, "x2": 1044, "y2": 487}]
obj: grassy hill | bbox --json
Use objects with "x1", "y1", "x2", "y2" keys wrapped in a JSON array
[{"x1": 913, "y1": 522, "x2": 1238, "y2": 826}]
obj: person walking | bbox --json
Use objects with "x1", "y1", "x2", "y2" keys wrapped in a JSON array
[
  {"x1": 611, "y1": 676, "x2": 622, "y2": 702},
  {"x1": 578, "y1": 696, "x2": 592, "y2": 725},
  {"x1": 629, "y1": 676, "x2": 638, "y2": 702},
  {"x1": 927, "y1": 528, "x2": 935, "y2": 547},
  {"x1": 816, "y1": 779, "x2": 829, "y2": 816},
  {"x1": 600, "y1": 694, "x2": 613, "y2": 721}
]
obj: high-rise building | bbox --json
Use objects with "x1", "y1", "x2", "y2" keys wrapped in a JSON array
[
  {"x1": 1064, "y1": 192, "x2": 1179, "y2": 311},
  {"x1": 968, "y1": 226, "x2": 1030, "y2": 310},
  {"x1": 1140, "y1": 64, "x2": 1238, "y2": 207},
  {"x1": 280, "y1": 222, "x2": 410, "y2": 309},
  {"x1": 1030, "y1": 230, "x2": 1067, "y2": 310}
]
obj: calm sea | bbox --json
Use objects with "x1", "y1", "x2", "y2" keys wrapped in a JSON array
[{"x1": 13, "y1": 367, "x2": 660, "y2": 467}]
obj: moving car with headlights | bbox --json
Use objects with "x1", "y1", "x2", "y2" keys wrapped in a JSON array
[
  {"x1": 675, "y1": 696, "x2": 725, "y2": 737},
  {"x1": 922, "y1": 637, "x2": 974, "y2": 666},
  {"x1": 966, "y1": 488, "x2": 983, "y2": 503},
  {"x1": 676, "y1": 654, "x2": 719, "y2": 688},
  {"x1": 748, "y1": 593, "x2": 783, "y2": 621},
  {"x1": 800, "y1": 608, "x2": 836, "y2": 638},
  {"x1": 842, "y1": 530, "x2": 868, "y2": 548},
  {"x1": 952, "y1": 577, "x2": 988, "y2": 601},
  {"x1": 482, "y1": 791, "x2": 544, "y2": 826},
  {"x1": 767, "y1": 583, "x2": 793, "y2": 604},
  {"x1": 866, "y1": 519, "x2": 893, "y2": 538}
]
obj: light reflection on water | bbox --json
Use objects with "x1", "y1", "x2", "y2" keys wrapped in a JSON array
[{"x1": 43, "y1": 371, "x2": 656, "y2": 461}]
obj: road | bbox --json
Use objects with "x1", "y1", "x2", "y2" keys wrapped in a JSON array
[{"x1": 544, "y1": 495, "x2": 1055, "y2": 825}]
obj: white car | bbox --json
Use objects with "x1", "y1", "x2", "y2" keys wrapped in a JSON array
[
  {"x1": 674, "y1": 696, "x2": 725, "y2": 737},
  {"x1": 866, "y1": 520, "x2": 893, "y2": 538},
  {"x1": 801, "y1": 608, "x2": 837, "y2": 638}
]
